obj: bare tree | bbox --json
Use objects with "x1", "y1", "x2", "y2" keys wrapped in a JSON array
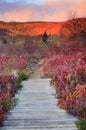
[{"x1": 67, "y1": 9, "x2": 78, "y2": 20}]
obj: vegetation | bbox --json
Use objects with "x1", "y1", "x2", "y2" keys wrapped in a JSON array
[
  {"x1": 60, "y1": 18, "x2": 86, "y2": 47},
  {"x1": 76, "y1": 118, "x2": 86, "y2": 130},
  {"x1": 17, "y1": 69, "x2": 30, "y2": 81},
  {"x1": 3, "y1": 39, "x2": 7, "y2": 44},
  {"x1": 0, "y1": 44, "x2": 29, "y2": 126},
  {"x1": 42, "y1": 31, "x2": 48, "y2": 44},
  {"x1": 0, "y1": 17, "x2": 86, "y2": 128},
  {"x1": 0, "y1": 74, "x2": 18, "y2": 125},
  {"x1": 40, "y1": 48, "x2": 86, "y2": 129}
]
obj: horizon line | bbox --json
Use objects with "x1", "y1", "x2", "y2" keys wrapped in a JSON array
[{"x1": 0, "y1": 17, "x2": 85, "y2": 23}]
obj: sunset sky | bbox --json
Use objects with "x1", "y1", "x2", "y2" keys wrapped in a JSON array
[{"x1": 0, "y1": 0, "x2": 86, "y2": 22}]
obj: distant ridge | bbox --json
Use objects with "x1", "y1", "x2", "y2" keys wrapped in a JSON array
[
  {"x1": 0, "y1": 21, "x2": 62, "y2": 36},
  {"x1": 0, "y1": 18, "x2": 85, "y2": 37}
]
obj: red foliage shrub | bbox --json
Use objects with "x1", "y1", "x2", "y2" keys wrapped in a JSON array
[
  {"x1": 41, "y1": 48, "x2": 86, "y2": 118},
  {"x1": 0, "y1": 54, "x2": 28, "y2": 72},
  {"x1": 0, "y1": 74, "x2": 18, "y2": 125}
]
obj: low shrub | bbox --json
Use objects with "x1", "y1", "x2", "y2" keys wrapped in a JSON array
[
  {"x1": 16, "y1": 81, "x2": 23, "y2": 89},
  {"x1": 0, "y1": 69, "x2": 30, "y2": 125},
  {"x1": 41, "y1": 48, "x2": 86, "y2": 119},
  {"x1": 0, "y1": 74, "x2": 18, "y2": 126},
  {"x1": 76, "y1": 118, "x2": 86, "y2": 130},
  {"x1": 17, "y1": 70, "x2": 30, "y2": 81}
]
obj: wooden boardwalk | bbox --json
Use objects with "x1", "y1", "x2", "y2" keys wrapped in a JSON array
[{"x1": 1, "y1": 77, "x2": 78, "y2": 130}]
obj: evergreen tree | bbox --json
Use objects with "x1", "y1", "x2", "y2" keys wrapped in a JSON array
[{"x1": 42, "y1": 31, "x2": 48, "y2": 44}]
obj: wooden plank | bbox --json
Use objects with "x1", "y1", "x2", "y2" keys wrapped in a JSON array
[{"x1": 1, "y1": 79, "x2": 78, "y2": 130}]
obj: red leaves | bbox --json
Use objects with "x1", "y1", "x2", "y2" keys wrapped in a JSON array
[
  {"x1": 18, "y1": 56, "x2": 28, "y2": 69},
  {"x1": 0, "y1": 74, "x2": 18, "y2": 126},
  {"x1": 58, "y1": 84, "x2": 86, "y2": 118},
  {"x1": 41, "y1": 48, "x2": 86, "y2": 118},
  {"x1": 0, "y1": 50, "x2": 28, "y2": 126},
  {"x1": 0, "y1": 55, "x2": 28, "y2": 72}
]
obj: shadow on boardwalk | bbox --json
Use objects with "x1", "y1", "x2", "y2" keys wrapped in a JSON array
[{"x1": 1, "y1": 64, "x2": 78, "y2": 130}]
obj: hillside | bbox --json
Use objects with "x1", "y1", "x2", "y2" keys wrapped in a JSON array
[
  {"x1": 0, "y1": 18, "x2": 85, "y2": 47},
  {"x1": 61, "y1": 18, "x2": 86, "y2": 47},
  {"x1": 0, "y1": 21, "x2": 62, "y2": 37}
]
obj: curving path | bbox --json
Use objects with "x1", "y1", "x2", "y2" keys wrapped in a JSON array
[{"x1": 1, "y1": 65, "x2": 78, "y2": 130}]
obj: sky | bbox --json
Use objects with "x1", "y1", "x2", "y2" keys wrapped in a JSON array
[{"x1": 0, "y1": 0, "x2": 86, "y2": 22}]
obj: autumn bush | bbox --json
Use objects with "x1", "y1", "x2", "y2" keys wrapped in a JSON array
[
  {"x1": 0, "y1": 54, "x2": 28, "y2": 73},
  {"x1": 0, "y1": 74, "x2": 18, "y2": 125},
  {"x1": 17, "y1": 69, "x2": 30, "y2": 81},
  {"x1": 0, "y1": 51, "x2": 29, "y2": 125},
  {"x1": 0, "y1": 69, "x2": 29, "y2": 125},
  {"x1": 41, "y1": 48, "x2": 86, "y2": 119}
]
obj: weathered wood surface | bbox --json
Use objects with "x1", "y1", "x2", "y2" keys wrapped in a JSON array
[{"x1": 1, "y1": 76, "x2": 78, "y2": 130}]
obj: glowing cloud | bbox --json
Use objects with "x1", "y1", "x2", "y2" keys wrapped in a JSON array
[{"x1": 0, "y1": 0, "x2": 85, "y2": 22}]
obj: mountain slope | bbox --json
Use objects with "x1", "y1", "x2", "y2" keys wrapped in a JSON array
[
  {"x1": 0, "y1": 21, "x2": 62, "y2": 37},
  {"x1": 0, "y1": 18, "x2": 85, "y2": 47}
]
